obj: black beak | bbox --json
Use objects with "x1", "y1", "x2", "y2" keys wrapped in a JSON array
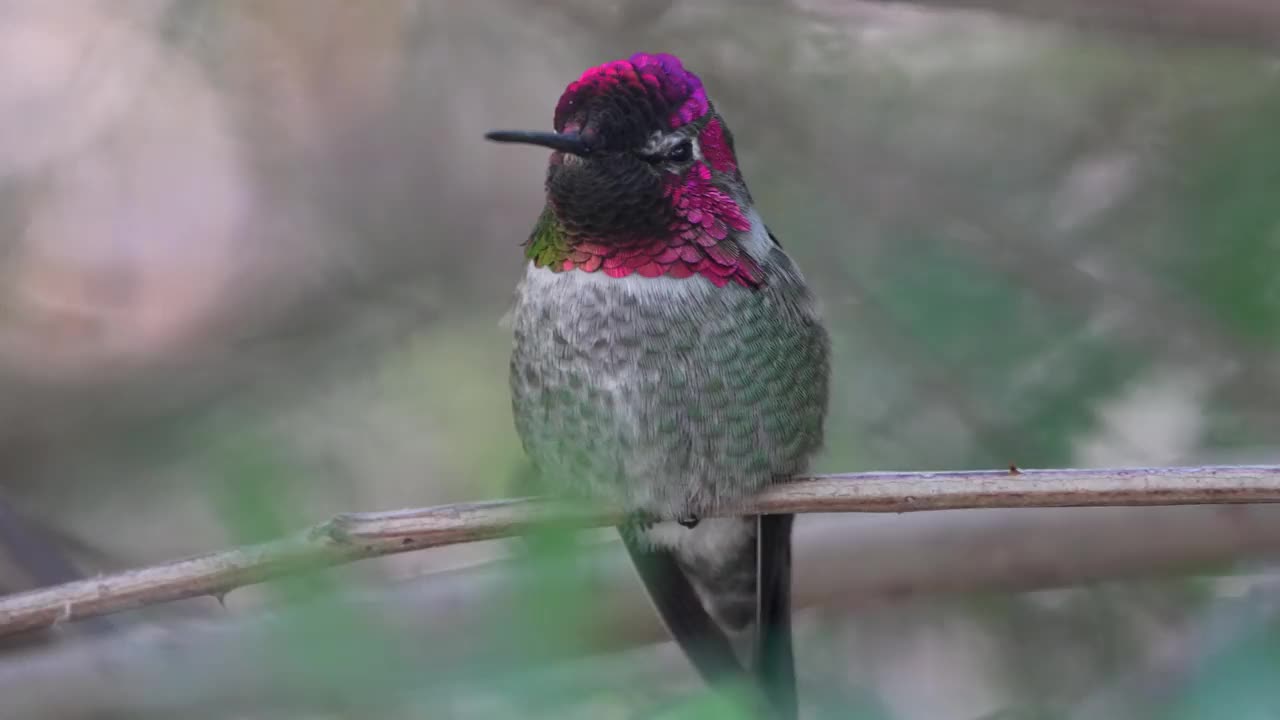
[{"x1": 484, "y1": 130, "x2": 592, "y2": 156}]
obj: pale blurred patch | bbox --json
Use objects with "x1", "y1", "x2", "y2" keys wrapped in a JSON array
[
  {"x1": 1075, "y1": 367, "x2": 1212, "y2": 467},
  {"x1": 846, "y1": 605, "x2": 1012, "y2": 720},
  {"x1": 0, "y1": 0, "x2": 248, "y2": 382},
  {"x1": 0, "y1": 1, "x2": 172, "y2": 176}
]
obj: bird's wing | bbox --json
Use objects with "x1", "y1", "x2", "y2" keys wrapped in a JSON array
[
  {"x1": 766, "y1": 226, "x2": 784, "y2": 247},
  {"x1": 618, "y1": 523, "x2": 749, "y2": 685},
  {"x1": 620, "y1": 517, "x2": 797, "y2": 719}
]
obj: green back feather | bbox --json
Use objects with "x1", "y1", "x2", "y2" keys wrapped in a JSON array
[{"x1": 526, "y1": 208, "x2": 569, "y2": 268}]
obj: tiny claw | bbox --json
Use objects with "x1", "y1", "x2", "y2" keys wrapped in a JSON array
[
  {"x1": 212, "y1": 592, "x2": 228, "y2": 609},
  {"x1": 625, "y1": 511, "x2": 658, "y2": 533},
  {"x1": 677, "y1": 516, "x2": 700, "y2": 529},
  {"x1": 1008, "y1": 463, "x2": 1022, "y2": 476}
]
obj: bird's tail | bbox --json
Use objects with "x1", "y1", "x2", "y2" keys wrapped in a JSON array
[
  {"x1": 754, "y1": 513, "x2": 796, "y2": 717},
  {"x1": 620, "y1": 514, "x2": 796, "y2": 719}
]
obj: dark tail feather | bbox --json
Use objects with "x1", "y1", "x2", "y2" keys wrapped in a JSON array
[
  {"x1": 621, "y1": 517, "x2": 797, "y2": 718},
  {"x1": 756, "y1": 513, "x2": 796, "y2": 719},
  {"x1": 618, "y1": 524, "x2": 749, "y2": 686}
]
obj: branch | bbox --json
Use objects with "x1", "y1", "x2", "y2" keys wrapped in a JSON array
[
  {"x1": 5, "y1": 503, "x2": 1280, "y2": 717},
  {"x1": 1, "y1": 464, "x2": 1279, "y2": 639}
]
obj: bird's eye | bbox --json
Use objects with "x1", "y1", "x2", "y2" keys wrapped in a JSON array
[{"x1": 668, "y1": 140, "x2": 693, "y2": 163}]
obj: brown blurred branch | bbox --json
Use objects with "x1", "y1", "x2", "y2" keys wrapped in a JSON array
[
  {"x1": 4, "y1": 503, "x2": 1280, "y2": 718},
  {"x1": 0, "y1": 499, "x2": 117, "y2": 649},
  {"x1": 1, "y1": 464, "x2": 1279, "y2": 639},
  {"x1": 862, "y1": 0, "x2": 1280, "y2": 49}
]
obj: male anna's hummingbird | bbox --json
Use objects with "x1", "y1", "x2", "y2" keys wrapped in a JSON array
[{"x1": 487, "y1": 53, "x2": 829, "y2": 718}]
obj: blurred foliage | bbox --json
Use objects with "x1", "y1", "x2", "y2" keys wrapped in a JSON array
[{"x1": 0, "y1": 0, "x2": 1279, "y2": 718}]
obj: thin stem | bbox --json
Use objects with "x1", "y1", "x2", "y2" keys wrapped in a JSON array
[{"x1": 0, "y1": 464, "x2": 1277, "y2": 638}]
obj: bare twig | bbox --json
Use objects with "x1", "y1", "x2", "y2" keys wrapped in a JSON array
[
  {"x1": 0, "y1": 499, "x2": 118, "y2": 648},
  {"x1": 5, "y1": 503, "x2": 1280, "y2": 717},
  {"x1": 1, "y1": 464, "x2": 1278, "y2": 639}
]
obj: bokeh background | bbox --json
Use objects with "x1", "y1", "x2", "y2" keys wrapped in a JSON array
[{"x1": 2, "y1": 0, "x2": 1280, "y2": 717}]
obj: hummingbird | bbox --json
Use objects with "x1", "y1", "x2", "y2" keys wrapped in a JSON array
[{"x1": 487, "y1": 52, "x2": 829, "y2": 718}]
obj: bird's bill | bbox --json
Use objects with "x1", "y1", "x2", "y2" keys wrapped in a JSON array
[{"x1": 484, "y1": 130, "x2": 591, "y2": 156}]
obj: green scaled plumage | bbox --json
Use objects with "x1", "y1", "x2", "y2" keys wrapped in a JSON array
[{"x1": 525, "y1": 209, "x2": 569, "y2": 268}]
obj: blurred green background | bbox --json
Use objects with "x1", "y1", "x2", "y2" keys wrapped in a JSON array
[{"x1": 2, "y1": 0, "x2": 1280, "y2": 718}]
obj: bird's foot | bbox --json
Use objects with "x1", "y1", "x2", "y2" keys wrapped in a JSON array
[
  {"x1": 622, "y1": 512, "x2": 700, "y2": 532},
  {"x1": 624, "y1": 511, "x2": 659, "y2": 533}
]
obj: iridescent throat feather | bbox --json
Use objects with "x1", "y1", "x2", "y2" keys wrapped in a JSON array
[{"x1": 529, "y1": 53, "x2": 761, "y2": 288}]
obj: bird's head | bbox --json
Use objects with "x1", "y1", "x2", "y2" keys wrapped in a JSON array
[{"x1": 487, "y1": 53, "x2": 760, "y2": 287}]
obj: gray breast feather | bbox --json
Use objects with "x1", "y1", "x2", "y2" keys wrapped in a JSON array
[{"x1": 509, "y1": 253, "x2": 829, "y2": 519}]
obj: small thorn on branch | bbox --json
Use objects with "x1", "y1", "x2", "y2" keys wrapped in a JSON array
[{"x1": 0, "y1": 464, "x2": 1278, "y2": 638}]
